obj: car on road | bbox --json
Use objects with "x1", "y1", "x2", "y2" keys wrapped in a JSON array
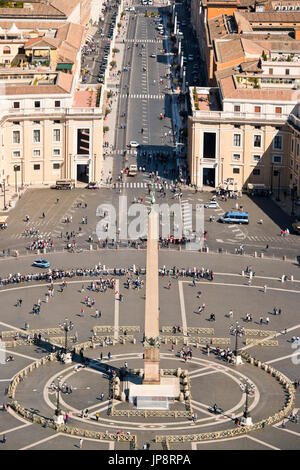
[
  {"x1": 130, "y1": 6, "x2": 135, "y2": 10},
  {"x1": 129, "y1": 141, "x2": 140, "y2": 148},
  {"x1": 32, "y1": 259, "x2": 50, "y2": 268},
  {"x1": 151, "y1": 52, "x2": 156, "y2": 58},
  {"x1": 292, "y1": 221, "x2": 300, "y2": 234},
  {"x1": 188, "y1": 54, "x2": 194, "y2": 61},
  {"x1": 204, "y1": 201, "x2": 220, "y2": 209}
]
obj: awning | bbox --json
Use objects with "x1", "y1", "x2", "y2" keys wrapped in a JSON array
[{"x1": 56, "y1": 63, "x2": 73, "y2": 70}]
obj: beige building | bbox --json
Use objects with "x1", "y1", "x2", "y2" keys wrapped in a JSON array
[{"x1": 0, "y1": 1, "x2": 104, "y2": 190}]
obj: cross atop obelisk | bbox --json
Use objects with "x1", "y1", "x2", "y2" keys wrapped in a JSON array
[{"x1": 143, "y1": 184, "x2": 160, "y2": 384}]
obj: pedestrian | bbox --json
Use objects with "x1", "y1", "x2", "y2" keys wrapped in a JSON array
[
  {"x1": 264, "y1": 285, "x2": 267, "y2": 293},
  {"x1": 95, "y1": 413, "x2": 99, "y2": 421},
  {"x1": 259, "y1": 316, "x2": 263, "y2": 325},
  {"x1": 228, "y1": 310, "x2": 233, "y2": 319},
  {"x1": 266, "y1": 316, "x2": 270, "y2": 325},
  {"x1": 108, "y1": 351, "x2": 111, "y2": 360},
  {"x1": 2, "y1": 434, "x2": 6, "y2": 444},
  {"x1": 79, "y1": 438, "x2": 83, "y2": 449}
]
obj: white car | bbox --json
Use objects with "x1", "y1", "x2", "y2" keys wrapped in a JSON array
[
  {"x1": 130, "y1": 6, "x2": 135, "y2": 11},
  {"x1": 188, "y1": 54, "x2": 194, "y2": 61},
  {"x1": 129, "y1": 141, "x2": 140, "y2": 148},
  {"x1": 204, "y1": 201, "x2": 220, "y2": 209},
  {"x1": 151, "y1": 52, "x2": 156, "y2": 58}
]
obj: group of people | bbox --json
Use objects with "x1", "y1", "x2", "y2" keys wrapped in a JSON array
[{"x1": 28, "y1": 238, "x2": 54, "y2": 251}]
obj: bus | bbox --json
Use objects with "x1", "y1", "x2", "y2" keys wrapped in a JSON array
[
  {"x1": 51, "y1": 179, "x2": 75, "y2": 190},
  {"x1": 219, "y1": 211, "x2": 249, "y2": 224}
]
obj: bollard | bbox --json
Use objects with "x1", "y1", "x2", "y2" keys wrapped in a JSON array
[
  {"x1": 241, "y1": 270, "x2": 244, "y2": 277},
  {"x1": 90, "y1": 244, "x2": 93, "y2": 251},
  {"x1": 281, "y1": 275, "x2": 285, "y2": 283},
  {"x1": 199, "y1": 248, "x2": 202, "y2": 253},
  {"x1": 283, "y1": 256, "x2": 286, "y2": 261},
  {"x1": 291, "y1": 275, "x2": 294, "y2": 282},
  {"x1": 96, "y1": 244, "x2": 99, "y2": 251},
  {"x1": 260, "y1": 253, "x2": 264, "y2": 259},
  {"x1": 254, "y1": 251, "x2": 257, "y2": 258},
  {"x1": 178, "y1": 245, "x2": 181, "y2": 251},
  {"x1": 206, "y1": 247, "x2": 209, "y2": 253},
  {"x1": 116, "y1": 244, "x2": 118, "y2": 250}
]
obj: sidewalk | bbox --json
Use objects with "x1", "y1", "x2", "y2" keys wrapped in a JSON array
[
  {"x1": 271, "y1": 190, "x2": 300, "y2": 221},
  {"x1": 101, "y1": 15, "x2": 129, "y2": 182}
]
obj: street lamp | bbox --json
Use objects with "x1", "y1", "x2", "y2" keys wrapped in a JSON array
[
  {"x1": 2, "y1": 179, "x2": 6, "y2": 210},
  {"x1": 59, "y1": 318, "x2": 74, "y2": 354},
  {"x1": 276, "y1": 170, "x2": 281, "y2": 201},
  {"x1": 14, "y1": 165, "x2": 19, "y2": 194},
  {"x1": 291, "y1": 185, "x2": 297, "y2": 217},
  {"x1": 230, "y1": 322, "x2": 244, "y2": 364},
  {"x1": 52, "y1": 377, "x2": 66, "y2": 423},
  {"x1": 239, "y1": 378, "x2": 255, "y2": 426}
]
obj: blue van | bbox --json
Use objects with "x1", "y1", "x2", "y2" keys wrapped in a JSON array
[{"x1": 219, "y1": 211, "x2": 249, "y2": 224}]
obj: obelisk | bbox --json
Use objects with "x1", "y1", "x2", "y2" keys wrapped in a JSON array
[{"x1": 143, "y1": 186, "x2": 160, "y2": 385}]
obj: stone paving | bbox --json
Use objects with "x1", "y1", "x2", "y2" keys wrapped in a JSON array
[{"x1": 0, "y1": 248, "x2": 300, "y2": 450}]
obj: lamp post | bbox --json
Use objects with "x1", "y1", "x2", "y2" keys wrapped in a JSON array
[
  {"x1": 52, "y1": 377, "x2": 66, "y2": 423},
  {"x1": 291, "y1": 185, "x2": 297, "y2": 217},
  {"x1": 230, "y1": 322, "x2": 244, "y2": 365},
  {"x1": 2, "y1": 179, "x2": 6, "y2": 210},
  {"x1": 14, "y1": 165, "x2": 19, "y2": 194},
  {"x1": 59, "y1": 318, "x2": 74, "y2": 354},
  {"x1": 276, "y1": 170, "x2": 281, "y2": 201},
  {"x1": 239, "y1": 378, "x2": 255, "y2": 426}
]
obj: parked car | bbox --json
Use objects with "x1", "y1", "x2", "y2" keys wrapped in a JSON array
[
  {"x1": 204, "y1": 201, "x2": 220, "y2": 209},
  {"x1": 86, "y1": 181, "x2": 100, "y2": 189}
]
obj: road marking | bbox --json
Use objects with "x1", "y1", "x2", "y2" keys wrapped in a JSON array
[
  {"x1": 2, "y1": 423, "x2": 32, "y2": 437},
  {"x1": 246, "y1": 435, "x2": 280, "y2": 450},
  {"x1": 178, "y1": 281, "x2": 187, "y2": 336}
]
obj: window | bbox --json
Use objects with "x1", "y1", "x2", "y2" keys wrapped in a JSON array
[
  {"x1": 34, "y1": 101, "x2": 40, "y2": 108},
  {"x1": 234, "y1": 105, "x2": 240, "y2": 113},
  {"x1": 232, "y1": 153, "x2": 241, "y2": 161},
  {"x1": 233, "y1": 134, "x2": 241, "y2": 147},
  {"x1": 12, "y1": 150, "x2": 20, "y2": 158},
  {"x1": 269, "y1": 68, "x2": 273, "y2": 75},
  {"x1": 296, "y1": 163, "x2": 299, "y2": 172},
  {"x1": 234, "y1": 124, "x2": 240, "y2": 128},
  {"x1": 33, "y1": 149, "x2": 41, "y2": 157},
  {"x1": 13, "y1": 101, "x2": 20, "y2": 109},
  {"x1": 291, "y1": 139, "x2": 294, "y2": 152},
  {"x1": 54, "y1": 101, "x2": 61, "y2": 108},
  {"x1": 285, "y1": 69, "x2": 290, "y2": 75},
  {"x1": 33, "y1": 120, "x2": 40, "y2": 125},
  {"x1": 253, "y1": 135, "x2": 262, "y2": 147},
  {"x1": 233, "y1": 168, "x2": 240, "y2": 174},
  {"x1": 290, "y1": 159, "x2": 293, "y2": 167},
  {"x1": 33, "y1": 129, "x2": 41, "y2": 143},
  {"x1": 13, "y1": 165, "x2": 20, "y2": 171},
  {"x1": 53, "y1": 129, "x2": 61, "y2": 142},
  {"x1": 53, "y1": 120, "x2": 61, "y2": 124},
  {"x1": 253, "y1": 154, "x2": 261, "y2": 162},
  {"x1": 253, "y1": 169, "x2": 260, "y2": 175},
  {"x1": 3, "y1": 46, "x2": 11, "y2": 54},
  {"x1": 255, "y1": 125, "x2": 261, "y2": 129},
  {"x1": 254, "y1": 106, "x2": 261, "y2": 113},
  {"x1": 33, "y1": 164, "x2": 40, "y2": 170},
  {"x1": 275, "y1": 107, "x2": 282, "y2": 114},
  {"x1": 274, "y1": 135, "x2": 282, "y2": 150},
  {"x1": 297, "y1": 143, "x2": 300, "y2": 156},
  {"x1": 53, "y1": 163, "x2": 60, "y2": 169},
  {"x1": 12, "y1": 130, "x2": 20, "y2": 144},
  {"x1": 13, "y1": 121, "x2": 20, "y2": 125},
  {"x1": 53, "y1": 148, "x2": 61, "y2": 156},
  {"x1": 272, "y1": 155, "x2": 282, "y2": 163}
]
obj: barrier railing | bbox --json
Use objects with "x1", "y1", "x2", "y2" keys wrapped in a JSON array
[
  {"x1": 244, "y1": 329, "x2": 277, "y2": 338},
  {"x1": 245, "y1": 338, "x2": 279, "y2": 346},
  {"x1": 155, "y1": 351, "x2": 295, "y2": 444}
]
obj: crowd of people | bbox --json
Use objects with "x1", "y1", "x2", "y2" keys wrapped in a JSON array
[{"x1": 0, "y1": 264, "x2": 217, "y2": 286}]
